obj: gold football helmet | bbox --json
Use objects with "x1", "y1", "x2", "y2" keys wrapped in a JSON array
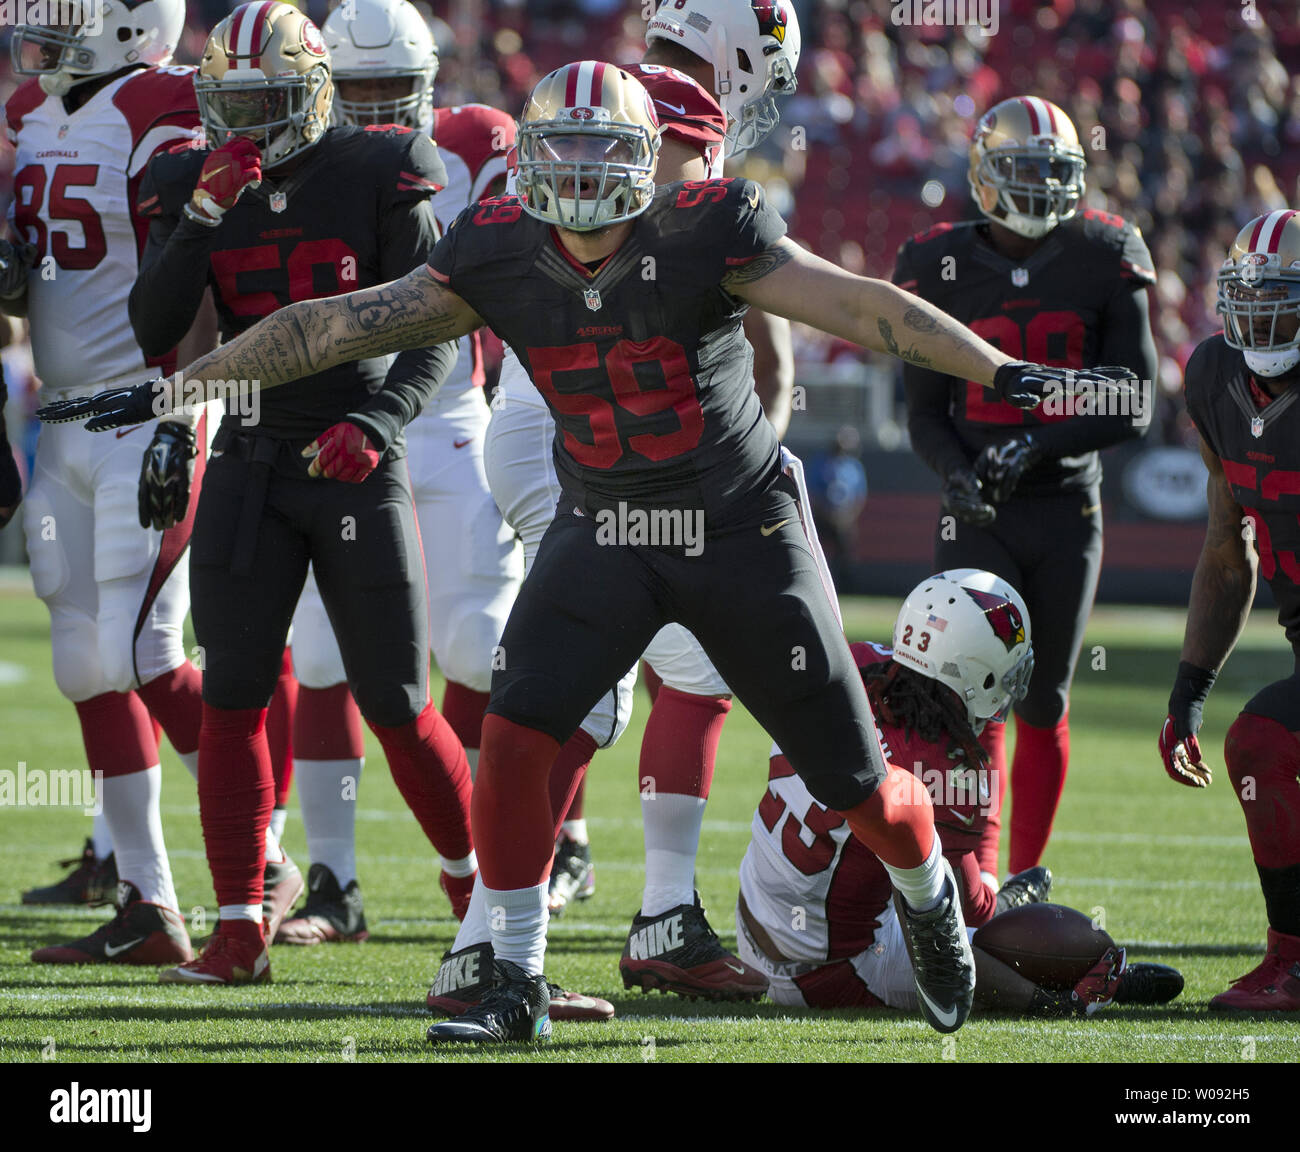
[
  {"x1": 1218, "y1": 210, "x2": 1300, "y2": 378},
  {"x1": 968, "y1": 96, "x2": 1086, "y2": 240},
  {"x1": 516, "y1": 61, "x2": 660, "y2": 231},
  {"x1": 196, "y1": 2, "x2": 333, "y2": 169}
]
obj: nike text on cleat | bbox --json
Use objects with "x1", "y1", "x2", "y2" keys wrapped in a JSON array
[
  {"x1": 31, "y1": 882, "x2": 193, "y2": 966},
  {"x1": 425, "y1": 958, "x2": 551, "y2": 1044},
  {"x1": 619, "y1": 891, "x2": 767, "y2": 1001},
  {"x1": 896, "y1": 857, "x2": 976, "y2": 1033},
  {"x1": 428, "y1": 942, "x2": 613, "y2": 1021},
  {"x1": 1209, "y1": 929, "x2": 1300, "y2": 1013},
  {"x1": 547, "y1": 835, "x2": 594, "y2": 915},
  {"x1": 22, "y1": 839, "x2": 117, "y2": 905},
  {"x1": 262, "y1": 854, "x2": 304, "y2": 945},
  {"x1": 275, "y1": 863, "x2": 368, "y2": 945},
  {"x1": 159, "y1": 931, "x2": 270, "y2": 985}
]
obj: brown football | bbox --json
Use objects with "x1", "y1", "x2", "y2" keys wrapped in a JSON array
[{"x1": 972, "y1": 903, "x2": 1114, "y2": 990}]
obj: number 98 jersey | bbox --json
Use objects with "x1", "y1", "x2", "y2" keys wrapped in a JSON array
[{"x1": 4, "y1": 69, "x2": 200, "y2": 390}]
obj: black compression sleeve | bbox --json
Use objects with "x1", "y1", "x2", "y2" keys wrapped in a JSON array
[
  {"x1": 129, "y1": 209, "x2": 220, "y2": 359},
  {"x1": 904, "y1": 364, "x2": 972, "y2": 479}
]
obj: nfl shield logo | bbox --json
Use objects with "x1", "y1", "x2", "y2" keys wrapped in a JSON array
[
  {"x1": 584, "y1": 288, "x2": 602, "y2": 311},
  {"x1": 1252, "y1": 416, "x2": 1265, "y2": 438},
  {"x1": 57, "y1": 124, "x2": 69, "y2": 140},
  {"x1": 270, "y1": 191, "x2": 288, "y2": 213},
  {"x1": 1011, "y1": 267, "x2": 1029, "y2": 287}
]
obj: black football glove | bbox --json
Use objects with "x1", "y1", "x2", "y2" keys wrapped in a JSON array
[
  {"x1": 1159, "y1": 661, "x2": 1217, "y2": 788},
  {"x1": 138, "y1": 421, "x2": 198, "y2": 530},
  {"x1": 36, "y1": 378, "x2": 166, "y2": 431},
  {"x1": 992, "y1": 362, "x2": 1139, "y2": 411},
  {"x1": 975, "y1": 433, "x2": 1042, "y2": 504},
  {"x1": 942, "y1": 465, "x2": 996, "y2": 526},
  {"x1": 0, "y1": 238, "x2": 36, "y2": 300}
]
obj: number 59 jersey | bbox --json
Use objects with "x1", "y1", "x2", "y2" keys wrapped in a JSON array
[
  {"x1": 4, "y1": 69, "x2": 200, "y2": 390},
  {"x1": 429, "y1": 177, "x2": 785, "y2": 522}
]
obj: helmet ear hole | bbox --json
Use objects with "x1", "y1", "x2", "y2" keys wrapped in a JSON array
[
  {"x1": 118, "y1": 28, "x2": 133, "y2": 42},
  {"x1": 736, "y1": 49, "x2": 754, "y2": 74},
  {"x1": 983, "y1": 673, "x2": 995, "y2": 690}
]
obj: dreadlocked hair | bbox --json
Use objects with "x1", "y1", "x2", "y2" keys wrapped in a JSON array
[{"x1": 862, "y1": 660, "x2": 988, "y2": 769}]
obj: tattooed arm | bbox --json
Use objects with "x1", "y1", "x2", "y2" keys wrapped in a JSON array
[
  {"x1": 723, "y1": 237, "x2": 1013, "y2": 385},
  {"x1": 161, "y1": 266, "x2": 484, "y2": 409}
]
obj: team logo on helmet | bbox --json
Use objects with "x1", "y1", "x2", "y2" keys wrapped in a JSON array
[
  {"x1": 302, "y1": 20, "x2": 327, "y2": 57},
  {"x1": 1240, "y1": 252, "x2": 1268, "y2": 284},
  {"x1": 754, "y1": 1, "x2": 789, "y2": 43},
  {"x1": 570, "y1": 107, "x2": 594, "y2": 120},
  {"x1": 962, "y1": 588, "x2": 1026, "y2": 653}
]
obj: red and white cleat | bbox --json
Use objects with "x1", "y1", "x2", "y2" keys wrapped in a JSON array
[
  {"x1": 1210, "y1": 929, "x2": 1300, "y2": 1012},
  {"x1": 31, "y1": 883, "x2": 193, "y2": 966},
  {"x1": 159, "y1": 930, "x2": 270, "y2": 985}
]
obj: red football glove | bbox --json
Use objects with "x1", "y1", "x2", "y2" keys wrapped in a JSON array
[
  {"x1": 1070, "y1": 946, "x2": 1127, "y2": 1017},
  {"x1": 1159, "y1": 715, "x2": 1212, "y2": 788},
  {"x1": 186, "y1": 138, "x2": 263, "y2": 226},
  {"x1": 304, "y1": 422, "x2": 380, "y2": 483}
]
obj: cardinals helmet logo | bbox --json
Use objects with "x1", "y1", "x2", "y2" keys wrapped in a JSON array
[
  {"x1": 754, "y1": 1, "x2": 789, "y2": 44},
  {"x1": 962, "y1": 588, "x2": 1026, "y2": 653}
]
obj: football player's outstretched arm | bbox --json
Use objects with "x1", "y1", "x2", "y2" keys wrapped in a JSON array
[
  {"x1": 165, "y1": 266, "x2": 483, "y2": 409},
  {"x1": 1182, "y1": 433, "x2": 1257, "y2": 672},
  {"x1": 726, "y1": 238, "x2": 1011, "y2": 385}
]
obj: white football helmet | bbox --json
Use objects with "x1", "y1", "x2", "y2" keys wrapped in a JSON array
[
  {"x1": 1217, "y1": 210, "x2": 1300, "y2": 378},
  {"x1": 969, "y1": 96, "x2": 1086, "y2": 240},
  {"x1": 322, "y1": 0, "x2": 438, "y2": 129},
  {"x1": 11, "y1": 0, "x2": 185, "y2": 97},
  {"x1": 645, "y1": 0, "x2": 800, "y2": 155},
  {"x1": 892, "y1": 569, "x2": 1034, "y2": 728},
  {"x1": 516, "y1": 61, "x2": 660, "y2": 231},
  {"x1": 195, "y1": 2, "x2": 334, "y2": 170}
]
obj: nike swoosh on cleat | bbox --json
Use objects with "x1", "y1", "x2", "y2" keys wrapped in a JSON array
[
  {"x1": 760, "y1": 519, "x2": 790, "y2": 536},
  {"x1": 103, "y1": 938, "x2": 144, "y2": 957},
  {"x1": 115, "y1": 424, "x2": 146, "y2": 438},
  {"x1": 724, "y1": 961, "x2": 747, "y2": 975},
  {"x1": 947, "y1": 808, "x2": 976, "y2": 827},
  {"x1": 917, "y1": 986, "x2": 960, "y2": 1030}
]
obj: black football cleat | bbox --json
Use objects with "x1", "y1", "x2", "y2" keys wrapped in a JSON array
[
  {"x1": 275, "y1": 863, "x2": 368, "y2": 945},
  {"x1": 22, "y1": 840, "x2": 117, "y2": 905},
  {"x1": 994, "y1": 865, "x2": 1053, "y2": 916},
  {"x1": 619, "y1": 892, "x2": 767, "y2": 1001},
  {"x1": 428, "y1": 941, "x2": 613, "y2": 1021},
  {"x1": 426, "y1": 958, "x2": 551, "y2": 1045},
  {"x1": 1114, "y1": 962, "x2": 1184, "y2": 1006},
  {"x1": 897, "y1": 858, "x2": 976, "y2": 1034},
  {"x1": 32, "y1": 882, "x2": 193, "y2": 966},
  {"x1": 547, "y1": 836, "x2": 595, "y2": 915}
]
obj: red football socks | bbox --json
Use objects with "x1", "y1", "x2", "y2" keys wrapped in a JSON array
[
  {"x1": 640, "y1": 686, "x2": 730, "y2": 800},
  {"x1": 198, "y1": 704, "x2": 272, "y2": 908},
  {"x1": 441, "y1": 682, "x2": 491, "y2": 754},
  {"x1": 264, "y1": 647, "x2": 298, "y2": 806},
  {"x1": 136, "y1": 661, "x2": 203, "y2": 756},
  {"x1": 74, "y1": 691, "x2": 158, "y2": 778},
  {"x1": 548, "y1": 729, "x2": 598, "y2": 836},
  {"x1": 475, "y1": 714, "x2": 560, "y2": 889},
  {"x1": 295, "y1": 682, "x2": 364, "y2": 759},
  {"x1": 1008, "y1": 714, "x2": 1070, "y2": 873},
  {"x1": 844, "y1": 765, "x2": 936, "y2": 869}
]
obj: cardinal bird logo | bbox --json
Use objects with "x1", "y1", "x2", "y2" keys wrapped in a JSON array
[
  {"x1": 754, "y1": 1, "x2": 788, "y2": 43},
  {"x1": 962, "y1": 588, "x2": 1026, "y2": 653}
]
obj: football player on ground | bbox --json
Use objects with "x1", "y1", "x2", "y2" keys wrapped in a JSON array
[
  {"x1": 1160, "y1": 211, "x2": 1300, "y2": 1011},
  {"x1": 121, "y1": 2, "x2": 474, "y2": 984},
  {"x1": 40, "y1": 61, "x2": 1133, "y2": 1040},
  {"x1": 4, "y1": 0, "x2": 221, "y2": 966},
  {"x1": 895, "y1": 96, "x2": 1158, "y2": 879},
  {"x1": 269, "y1": 0, "x2": 523, "y2": 944},
  {"x1": 739, "y1": 569, "x2": 1183, "y2": 1015},
  {"x1": 458, "y1": 0, "x2": 799, "y2": 1006}
]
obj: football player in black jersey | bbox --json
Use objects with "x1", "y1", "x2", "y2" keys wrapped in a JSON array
[
  {"x1": 119, "y1": 2, "x2": 475, "y2": 985},
  {"x1": 895, "y1": 96, "x2": 1158, "y2": 881},
  {"x1": 1161, "y1": 211, "x2": 1300, "y2": 1012},
  {"x1": 41, "y1": 61, "x2": 1130, "y2": 1041}
]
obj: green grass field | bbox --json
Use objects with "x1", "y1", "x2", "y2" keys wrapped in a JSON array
[{"x1": 2, "y1": 569, "x2": 1299, "y2": 1065}]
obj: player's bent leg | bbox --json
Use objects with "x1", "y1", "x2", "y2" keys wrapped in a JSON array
[{"x1": 1210, "y1": 701, "x2": 1300, "y2": 1011}]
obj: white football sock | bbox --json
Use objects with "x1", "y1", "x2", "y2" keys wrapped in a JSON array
[
  {"x1": 295, "y1": 757, "x2": 362, "y2": 884},
  {"x1": 642, "y1": 792, "x2": 705, "y2": 916},
  {"x1": 219, "y1": 904, "x2": 262, "y2": 924},
  {"x1": 466, "y1": 748, "x2": 480, "y2": 781},
  {"x1": 102, "y1": 764, "x2": 177, "y2": 910},
  {"x1": 484, "y1": 882, "x2": 548, "y2": 976},
  {"x1": 561, "y1": 818, "x2": 588, "y2": 845},
  {"x1": 269, "y1": 805, "x2": 287, "y2": 843},
  {"x1": 884, "y1": 836, "x2": 946, "y2": 913},
  {"x1": 451, "y1": 874, "x2": 492, "y2": 951},
  {"x1": 440, "y1": 851, "x2": 477, "y2": 878},
  {"x1": 91, "y1": 808, "x2": 113, "y2": 860},
  {"x1": 177, "y1": 750, "x2": 198, "y2": 780},
  {"x1": 264, "y1": 823, "x2": 284, "y2": 865}
]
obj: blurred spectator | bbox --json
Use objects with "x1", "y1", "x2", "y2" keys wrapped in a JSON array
[{"x1": 809, "y1": 425, "x2": 868, "y2": 584}]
